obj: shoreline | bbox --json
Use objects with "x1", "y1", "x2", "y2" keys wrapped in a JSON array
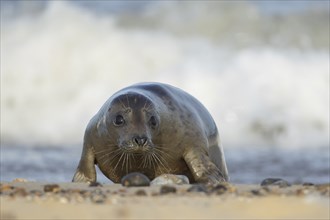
[{"x1": 1, "y1": 181, "x2": 329, "y2": 219}]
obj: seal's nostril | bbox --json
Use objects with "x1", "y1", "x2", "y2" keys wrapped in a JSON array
[{"x1": 133, "y1": 136, "x2": 147, "y2": 146}]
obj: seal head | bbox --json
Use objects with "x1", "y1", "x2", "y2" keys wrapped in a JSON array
[{"x1": 107, "y1": 93, "x2": 159, "y2": 154}]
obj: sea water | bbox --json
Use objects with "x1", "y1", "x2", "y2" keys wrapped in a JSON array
[{"x1": 1, "y1": 1, "x2": 329, "y2": 184}]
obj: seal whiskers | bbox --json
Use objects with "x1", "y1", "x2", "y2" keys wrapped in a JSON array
[
  {"x1": 100, "y1": 149, "x2": 124, "y2": 168},
  {"x1": 95, "y1": 148, "x2": 121, "y2": 160},
  {"x1": 152, "y1": 151, "x2": 171, "y2": 173},
  {"x1": 113, "y1": 151, "x2": 126, "y2": 171}
]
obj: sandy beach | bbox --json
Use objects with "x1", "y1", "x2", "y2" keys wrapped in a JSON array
[{"x1": 1, "y1": 181, "x2": 329, "y2": 219}]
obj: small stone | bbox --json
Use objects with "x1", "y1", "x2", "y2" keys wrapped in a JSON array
[
  {"x1": 296, "y1": 188, "x2": 309, "y2": 196},
  {"x1": 30, "y1": 190, "x2": 44, "y2": 196},
  {"x1": 65, "y1": 189, "x2": 81, "y2": 195},
  {"x1": 44, "y1": 184, "x2": 61, "y2": 193},
  {"x1": 89, "y1": 182, "x2": 103, "y2": 187},
  {"x1": 12, "y1": 178, "x2": 28, "y2": 182},
  {"x1": 91, "y1": 195, "x2": 105, "y2": 204},
  {"x1": 251, "y1": 189, "x2": 261, "y2": 196},
  {"x1": 90, "y1": 191, "x2": 106, "y2": 204},
  {"x1": 302, "y1": 182, "x2": 315, "y2": 186},
  {"x1": 135, "y1": 189, "x2": 147, "y2": 196},
  {"x1": 315, "y1": 183, "x2": 330, "y2": 196},
  {"x1": 251, "y1": 187, "x2": 269, "y2": 196},
  {"x1": 91, "y1": 189, "x2": 103, "y2": 194},
  {"x1": 0, "y1": 184, "x2": 14, "y2": 193},
  {"x1": 58, "y1": 196, "x2": 69, "y2": 204},
  {"x1": 118, "y1": 189, "x2": 127, "y2": 196},
  {"x1": 73, "y1": 194, "x2": 85, "y2": 203},
  {"x1": 209, "y1": 183, "x2": 228, "y2": 195},
  {"x1": 151, "y1": 174, "x2": 190, "y2": 185},
  {"x1": 79, "y1": 190, "x2": 89, "y2": 196},
  {"x1": 151, "y1": 192, "x2": 159, "y2": 196},
  {"x1": 121, "y1": 172, "x2": 150, "y2": 187},
  {"x1": 12, "y1": 187, "x2": 28, "y2": 197},
  {"x1": 261, "y1": 186, "x2": 271, "y2": 193},
  {"x1": 187, "y1": 184, "x2": 208, "y2": 193},
  {"x1": 260, "y1": 178, "x2": 291, "y2": 187},
  {"x1": 160, "y1": 185, "x2": 177, "y2": 194}
]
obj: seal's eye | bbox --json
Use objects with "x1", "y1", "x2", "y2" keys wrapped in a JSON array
[
  {"x1": 149, "y1": 116, "x2": 157, "y2": 129},
  {"x1": 113, "y1": 115, "x2": 125, "y2": 126}
]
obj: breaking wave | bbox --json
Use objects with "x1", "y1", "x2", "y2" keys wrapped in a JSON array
[{"x1": 1, "y1": 1, "x2": 329, "y2": 149}]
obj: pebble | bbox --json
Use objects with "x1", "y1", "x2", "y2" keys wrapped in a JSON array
[
  {"x1": 159, "y1": 185, "x2": 177, "y2": 194},
  {"x1": 260, "y1": 178, "x2": 291, "y2": 187},
  {"x1": 12, "y1": 178, "x2": 29, "y2": 182},
  {"x1": 209, "y1": 183, "x2": 229, "y2": 195},
  {"x1": 90, "y1": 190, "x2": 107, "y2": 204},
  {"x1": 30, "y1": 190, "x2": 44, "y2": 197},
  {"x1": 296, "y1": 188, "x2": 309, "y2": 196},
  {"x1": 44, "y1": 184, "x2": 61, "y2": 193},
  {"x1": 151, "y1": 174, "x2": 190, "y2": 185},
  {"x1": 79, "y1": 190, "x2": 90, "y2": 196},
  {"x1": 302, "y1": 182, "x2": 315, "y2": 186},
  {"x1": 0, "y1": 184, "x2": 14, "y2": 193},
  {"x1": 121, "y1": 172, "x2": 150, "y2": 187},
  {"x1": 10, "y1": 187, "x2": 28, "y2": 197},
  {"x1": 135, "y1": 189, "x2": 147, "y2": 196},
  {"x1": 91, "y1": 194, "x2": 106, "y2": 204},
  {"x1": 58, "y1": 196, "x2": 69, "y2": 204},
  {"x1": 251, "y1": 187, "x2": 270, "y2": 196},
  {"x1": 187, "y1": 184, "x2": 208, "y2": 193},
  {"x1": 89, "y1": 182, "x2": 103, "y2": 187},
  {"x1": 206, "y1": 182, "x2": 237, "y2": 195},
  {"x1": 73, "y1": 194, "x2": 85, "y2": 203},
  {"x1": 315, "y1": 183, "x2": 330, "y2": 196}
]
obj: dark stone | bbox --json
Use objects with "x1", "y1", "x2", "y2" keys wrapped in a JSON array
[
  {"x1": 121, "y1": 172, "x2": 150, "y2": 187},
  {"x1": 10, "y1": 188, "x2": 28, "y2": 197},
  {"x1": 89, "y1": 182, "x2": 103, "y2": 187},
  {"x1": 90, "y1": 193, "x2": 106, "y2": 204},
  {"x1": 44, "y1": 184, "x2": 61, "y2": 193},
  {"x1": 251, "y1": 187, "x2": 269, "y2": 196},
  {"x1": 135, "y1": 189, "x2": 147, "y2": 196},
  {"x1": 261, "y1": 186, "x2": 271, "y2": 192},
  {"x1": 302, "y1": 182, "x2": 315, "y2": 186},
  {"x1": 30, "y1": 190, "x2": 44, "y2": 196},
  {"x1": 160, "y1": 185, "x2": 177, "y2": 194},
  {"x1": 79, "y1": 190, "x2": 89, "y2": 196},
  {"x1": 0, "y1": 184, "x2": 15, "y2": 193},
  {"x1": 90, "y1": 189, "x2": 106, "y2": 203},
  {"x1": 315, "y1": 183, "x2": 330, "y2": 196},
  {"x1": 187, "y1": 184, "x2": 208, "y2": 193},
  {"x1": 251, "y1": 189, "x2": 261, "y2": 196},
  {"x1": 60, "y1": 189, "x2": 69, "y2": 194},
  {"x1": 260, "y1": 178, "x2": 291, "y2": 187},
  {"x1": 209, "y1": 183, "x2": 228, "y2": 195}
]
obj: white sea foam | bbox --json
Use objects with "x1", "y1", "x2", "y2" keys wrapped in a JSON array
[{"x1": 1, "y1": 1, "x2": 329, "y2": 149}]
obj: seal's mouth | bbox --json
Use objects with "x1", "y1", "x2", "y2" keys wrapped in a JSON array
[
  {"x1": 112, "y1": 142, "x2": 171, "y2": 173},
  {"x1": 119, "y1": 141, "x2": 154, "y2": 154}
]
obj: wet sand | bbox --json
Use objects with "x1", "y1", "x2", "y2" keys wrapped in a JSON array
[{"x1": 1, "y1": 181, "x2": 329, "y2": 219}]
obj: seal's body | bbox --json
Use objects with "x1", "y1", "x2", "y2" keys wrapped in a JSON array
[{"x1": 73, "y1": 82, "x2": 228, "y2": 185}]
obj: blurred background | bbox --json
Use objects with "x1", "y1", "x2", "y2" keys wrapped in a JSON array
[{"x1": 1, "y1": 1, "x2": 329, "y2": 184}]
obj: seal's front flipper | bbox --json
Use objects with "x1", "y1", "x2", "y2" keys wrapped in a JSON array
[
  {"x1": 72, "y1": 169, "x2": 94, "y2": 183},
  {"x1": 183, "y1": 148, "x2": 226, "y2": 185},
  {"x1": 72, "y1": 142, "x2": 96, "y2": 183}
]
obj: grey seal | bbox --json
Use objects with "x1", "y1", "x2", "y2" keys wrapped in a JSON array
[{"x1": 72, "y1": 82, "x2": 228, "y2": 185}]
